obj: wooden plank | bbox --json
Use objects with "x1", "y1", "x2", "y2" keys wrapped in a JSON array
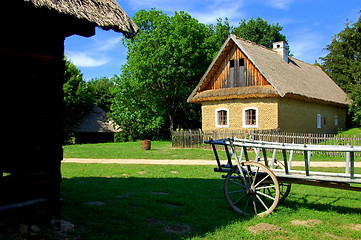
[
  {"x1": 243, "y1": 146, "x2": 249, "y2": 161},
  {"x1": 276, "y1": 172, "x2": 361, "y2": 184},
  {"x1": 271, "y1": 149, "x2": 277, "y2": 168},
  {"x1": 262, "y1": 148, "x2": 268, "y2": 167},
  {"x1": 282, "y1": 149, "x2": 289, "y2": 174},
  {"x1": 289, "y1": 150, "x2": 294, "y2": 171},
  {"x1": 350, "y1": 151, "x2": 355, "y2": 179},
  {"x1": 278, "y1": 178, "x2": 361, "y2": 192},
  {"x1": 211, "y1": 143, "x2": 222, "y2": 169},
  {"x1": 304, "y1": 150, "x2": 310, "y2": 176},
  {"x1": 346, "y1": 152, "x2": 351, "y2": 174},
  {"x1": 231, "y1": 140, "x2": 361, "y2": 152}
]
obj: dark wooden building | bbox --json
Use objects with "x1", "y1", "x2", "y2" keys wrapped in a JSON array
[
  {"x1": 0, "y1": 0, "x2": 137, "y2": 223},
  {"x1": 73, "y1": 106, "x2": 121, "y2": 144}
]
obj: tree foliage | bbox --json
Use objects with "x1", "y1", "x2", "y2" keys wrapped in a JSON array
[
  {"x1": 112, "y1": 9, "x2": 214, "y2": 140},
  {"x1": 321, "y1": 14, "x2": 361, "y2": 126},
  {"x1": 111, "y1": 9, "x2": 288, "y2": 140},
  {"x1": 232, "y1": 17, "x2": 287, "y2": 49},
  {"x1": 63, "y1": 58, "x2": 93, "y2": 142},
  {"x1": 86, "y1": 77, "x2": 114, "y2": 112}
]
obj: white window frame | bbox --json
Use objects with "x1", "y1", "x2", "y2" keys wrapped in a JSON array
[
  {"x1": 215, "y1": 108, "x2": 229, "y2": 128},
  {"x1": 243, "y1": 107, "x2": 258, "y2": 128},
  {"x1": 317, "y1": 114, "x2": 322, "y2": 128}
]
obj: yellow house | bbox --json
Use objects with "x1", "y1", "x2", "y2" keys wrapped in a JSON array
[{"x1": 188, "y1": 34, "x2": 350, "y2": 133}]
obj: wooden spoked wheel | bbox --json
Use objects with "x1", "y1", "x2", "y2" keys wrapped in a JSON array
[
  {"x1": 256, "y1": 158, "x2": 291, "y2": 204},
  {"x1": 224, "y1": 161, "x2": 280, "y2": 217}
]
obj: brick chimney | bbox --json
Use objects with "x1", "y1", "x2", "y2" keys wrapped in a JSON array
[{"x1": 273, "y1": 41, "x2": 288, "y2": 63}]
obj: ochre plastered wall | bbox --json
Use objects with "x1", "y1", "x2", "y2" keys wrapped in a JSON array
[
  {"x1": 201, "y1": 98, "x2": 279, "y2": 131},
  {"x1": 201, "y1": 97, "x2": 347, "y2": 133},
  {"x1": 278, "y1": 98, "x2": 347, "y2": 133}
]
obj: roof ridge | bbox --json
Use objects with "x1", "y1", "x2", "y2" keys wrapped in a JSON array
[
  {"x1": 233, "y1": 34, "x2": 320, "y2": 69},
  {"x1": 231, "y1": 34, "x2": 276, "y2": 53}
]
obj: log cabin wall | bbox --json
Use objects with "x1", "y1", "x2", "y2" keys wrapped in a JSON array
[
  {"x1": 0, "y1": 2, "x2": 65, "y2": 221},
  {"x1": 204, "y1": 45, "x2": 270, "y2": 91}
]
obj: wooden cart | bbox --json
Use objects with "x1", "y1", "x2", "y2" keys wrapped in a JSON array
[{"x1": 205, "y1": 138, "x2": 361, "y2": 217}]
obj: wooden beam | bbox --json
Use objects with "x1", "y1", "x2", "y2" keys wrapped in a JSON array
[{"x1": 304, "y1": 150, "x2": 310, "y2": 176}]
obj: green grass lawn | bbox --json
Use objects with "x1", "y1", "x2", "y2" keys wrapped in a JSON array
[
  {"x1": 61, "y1": 163, "x2": 361, "y2": 240},
  {"x1": 340, "y1": 128, "x2": 361, "y2": 135},
  {"x1": 63, "y1": 141, "x2": 361, "y2": 162},
  {"x1": 63, "y1": 141, "x2": 216, "y2": 160}
]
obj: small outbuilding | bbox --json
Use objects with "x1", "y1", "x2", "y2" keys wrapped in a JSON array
[
  {"x1": 0, "y1": 0, "x2": 137, "y2": 223},
  {"x1": 188, "y1": 34, "x2": 350, "y2": 134},
  {"x1": 73, "y1": 106, "x2": 121, "y2": 144}
]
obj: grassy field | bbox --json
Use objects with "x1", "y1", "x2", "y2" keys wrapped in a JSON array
[
  {"x1": 339, "y1": 128, "x2": 361, "y2": 135},
  {"x1": 61, "y1": 163, "x2": 361, "y2": 240},
  {"x1": 63, "y1": 141, "x2": 361, "y2": 162},
  {"x1": 63, "y1": 141, "x2": 216, "y2": 160}
]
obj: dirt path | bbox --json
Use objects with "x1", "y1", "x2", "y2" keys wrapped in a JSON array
[{"x1": 62, "y1": 158, "x2": 361, "y2": 167}]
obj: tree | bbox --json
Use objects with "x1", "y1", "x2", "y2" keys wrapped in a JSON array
[
  {"x1": 112, "y1": 9, "x2": 213, "y2": 137},
  {"x1": 86, "y1": 77, "x2": 115, "y2": 112},
  {"x1": 111, "y1": 68, "x2": 164, "y2": 141},
  {"x1": 204, "y1": 18, "x2": 233, "y2": 59},
  {"x1": 232, "y1": 17, "x2": 287, "y2": 49},
  {"x1": 63, "y1": 58, "x2": 93, "y2": 142},
  {"x1": 321, "y1": 14, "x2": 361, "y2": 126}
]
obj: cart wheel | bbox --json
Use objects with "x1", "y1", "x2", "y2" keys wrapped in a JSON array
[
  {"x1": 224, "y1": 161, "x2": 280, "y2": 217},
  {"x1": 257, "y1": 159, "x2": 291, "y2": 204}
]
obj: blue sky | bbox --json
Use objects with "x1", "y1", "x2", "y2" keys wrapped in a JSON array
[{"x1": 65, "y1": 0, "x2": 360, "y2": 80}]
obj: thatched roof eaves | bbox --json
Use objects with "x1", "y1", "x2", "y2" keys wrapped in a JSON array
[
  {"x1": 28, "y1": 0, "x2": 138, "y2": 38},
  {"x1": 189, "y1": 34, "x2": 350, "y2": 106},
  {"x1": 189, "y1": 86, "x2": 279, "y2": 103}
]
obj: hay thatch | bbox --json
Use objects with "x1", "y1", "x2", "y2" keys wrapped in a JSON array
[
  {"x1": 190, "y1": 85, "x2": 279, "y2": 103},
  {"x1": 28, "y1": 0, "x2": 138, "y2": 38},
  {"x1": 73, "y1": 106, "x2": 120, "y2": 133},
  {"x1": 189, "y1": 34, "x2": 350, "y2": 105}
]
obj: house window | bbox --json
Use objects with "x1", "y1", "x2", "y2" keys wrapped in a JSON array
[
  {"x1": 334, "y1": 116, "x2": 338, "y2": 126},
  {"x1": 239, "y1": 58, "x2": 245, "y2": 67},
  {"x1": 229, "y1": 59, "x2": 235, "y2": 68},
  {"x1": 317, "y1": 114, "x2": 322, "y2": 128},
  {"x1": 215, "y1": 108, "x2": 229, "y2": 128},
  {"x1": 243, "y1": 107, "x2": 258, "y2": 128}
]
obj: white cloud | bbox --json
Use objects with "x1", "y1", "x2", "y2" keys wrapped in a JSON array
[
  {"x1": 288, "y1": 29, "x2": 325, "y2": 63},
  {"x1": 95, "y1": 36, "x2": 123, "y2": 51},
  {"x1": 66, "y1": 51, "x2": 110, "y2": 67},
  {"x1": 127, "y1": 0, "x2": 245, "y2": 24},
  {"x1": 260, "y1": 0, "x2": 295, "y2": 10},
  {"x1": 191, "y1": 0, "x2": 245, "y2": 24},
  {"x1": 65, "y1": 32, "x2": 123, "y2": 68}
]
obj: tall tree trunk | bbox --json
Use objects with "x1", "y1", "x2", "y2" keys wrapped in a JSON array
[{"x1": 169, "y1": 113, "x2": 175, "y2": 131}]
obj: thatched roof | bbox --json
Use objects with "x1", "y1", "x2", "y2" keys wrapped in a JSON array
[
  {"x1": 27, "y1": 0, "x2": 138, "y2": 38},
  {"x1": 189, "y1": 34, "x2": 350, "y2": 105},
  {"x1": 73, "y1": 106, "x2": 121, "y2": 133},
  {"x1": 190, "y1": 85, "x2": 279, "y2": 103}
]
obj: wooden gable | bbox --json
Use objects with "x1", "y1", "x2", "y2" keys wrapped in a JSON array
[{"x1": 201, "y1": 40, "x2": 270, "y2": 92}]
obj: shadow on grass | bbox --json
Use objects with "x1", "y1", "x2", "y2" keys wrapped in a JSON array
[
  {"x1": 281, "y1": 188, "x2": 361, "y2": 215},
  {"x1": 61, "y1": 177, "x2": 250, "y2": 240},
  {"x1": 61, "y1": 177, "x2": 361, "y2": 240}
]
